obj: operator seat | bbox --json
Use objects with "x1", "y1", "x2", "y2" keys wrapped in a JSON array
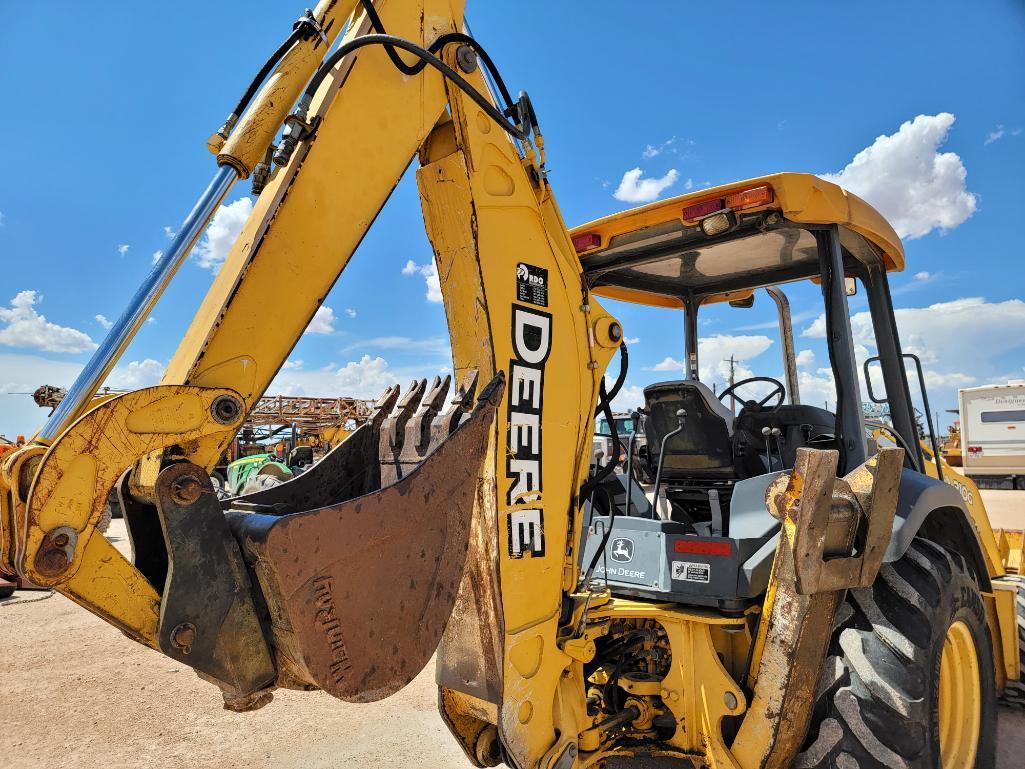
[{"x1": 643, "y1": 380, "x2": 736, "y2": 480}]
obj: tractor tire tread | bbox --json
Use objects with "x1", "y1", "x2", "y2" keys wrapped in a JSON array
[{"x1": 796, "y1": 538, "x2": 996, "y2": 769}]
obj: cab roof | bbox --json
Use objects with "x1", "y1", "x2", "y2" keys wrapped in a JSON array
[{"x1": 570, "y1": 172, "x2": 903, "y2": 309}]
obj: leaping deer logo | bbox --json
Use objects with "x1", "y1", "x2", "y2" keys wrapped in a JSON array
[{"x1": 611, "y1": 538, "x2": 634, "y2": 563}]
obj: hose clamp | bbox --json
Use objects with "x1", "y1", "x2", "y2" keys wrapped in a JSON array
[{"x1": 294, "y1": 8, "x2": 328, "y2": 46}]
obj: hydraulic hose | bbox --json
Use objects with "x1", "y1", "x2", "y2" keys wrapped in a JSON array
[
  {"x1": 357, "y1": 0, "x2": 516, "y2": 111},
  {"x1": 216, "y1": 10, "x2": 329, "y2": 141},
  {"x1": 228, "y1": 27, "x2": 305, "y2": 126},
  {"x1": 600, "y1": 340, "x2": 629, "y2": 411},
  {"x1": 298, "y1": 34, "x2": 528, "y2": 142}
]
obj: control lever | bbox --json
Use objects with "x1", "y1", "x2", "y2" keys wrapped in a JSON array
[
  {"x1": 771, "y1": 427, "x2": 785, "y2": 468},
  {"x1": 652, "y1": 409, "x2": 686, "y2": 521},
  {"x1": 761, "y1": 426, "x2": 775, "y2": 471}
]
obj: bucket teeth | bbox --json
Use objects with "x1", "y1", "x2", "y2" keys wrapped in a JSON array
[
  {"x1": 380, "y1": 379, "x2": 429, "y2": 485},
  {"x1": 402, "y1": 375, "x2": 452, "y2": 462},
  {"x1": 369, "y1": 384, "x2": 401, "y2": 426},
  {"x1": 430, "y1": 370, "x2": 480, "y2": 452}
]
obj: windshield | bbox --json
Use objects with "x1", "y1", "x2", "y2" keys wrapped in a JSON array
[{"x1": 597, "y1": 417, "x2": 635, "y2": 435}]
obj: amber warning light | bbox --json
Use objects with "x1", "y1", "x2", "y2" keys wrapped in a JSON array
[{"x1": 682, "y1": 185, "x2": 774, "y2": 222}]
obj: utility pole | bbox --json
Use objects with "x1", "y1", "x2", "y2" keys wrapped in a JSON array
[{"x1": 723, "y1": 355, "x2": 736, "y2": 416}]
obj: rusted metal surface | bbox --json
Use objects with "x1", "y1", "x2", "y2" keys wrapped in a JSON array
[
  {"x1": 229, "y1": 372, "x2": 503, "y2": 703},
  {"x1": 732, "y1": 447, "x2": 904, "y2": 769},
  {"x1": 153, "y1": 463, "x2": 275, "y2": 699},
  {"x1": 766, "y1": 446, "x2": 904, "y2": 595}
]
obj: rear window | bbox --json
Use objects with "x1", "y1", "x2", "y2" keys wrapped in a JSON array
[{"x1": 981, "y1": 410, "x2": 1025, "y2": 423}]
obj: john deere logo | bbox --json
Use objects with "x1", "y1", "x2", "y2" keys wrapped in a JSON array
[{"x1": 611, "y1": 538, "x2": 634, "y2": 563}]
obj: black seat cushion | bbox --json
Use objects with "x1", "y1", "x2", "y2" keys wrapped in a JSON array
[{"x1": 643, "y1": 380, "x2": 736, "y2": 480}]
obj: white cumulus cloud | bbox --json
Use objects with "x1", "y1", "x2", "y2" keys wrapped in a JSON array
[
  {"x1": 345, "y1": 308, "x2": 357, "y2": 318},
  {"x1": 802, "y1": 296, "x2": 1025, "y2": 410},
  {"x1": 613, "y1": 168, "x2": 680, "y2": 204},
  {"x1": 194, "y1": 197, "x2": 253, "y2": 271},
  {"x1": 305, "y1": 305, "x2": 336, "y2": 335},
  {"x1": 821, "y1": 113, "x2": 977, "y2": 240},
  {"x1": 795, "y1": 349, "x2": 815, "y2": 368},
  {"x1": 105, "y1": 359, "x2": 164, "y2": 390},
  {"x1": 95, "y1": 314, "x2": 113, "y2": 330},
  {"x1": 271, "y1": 355, "x2": 405, "y2": 400},
  {"x1": 0, "y1": 291, "x2": 97, "y2": 353},
  {"x1": 402, "y1": 259, "x2": 443, "y2": 302},
  {"x1": 644, "y1": 334, "x2": 774, "y2": 391},
  {"x1": 117, "y1": 244, "x2": 130, "y2": 256}
]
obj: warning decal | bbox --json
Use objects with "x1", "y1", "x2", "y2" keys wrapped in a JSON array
[{"x1": 672, "y1": 561, "x2": 711, "y2": 584}]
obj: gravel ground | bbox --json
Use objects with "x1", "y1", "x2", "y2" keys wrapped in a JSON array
[{"x1": 3, "y1": 491, "x2": 1024, "y2": 769}]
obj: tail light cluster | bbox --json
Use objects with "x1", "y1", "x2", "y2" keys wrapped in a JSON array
[
  {"x1": 967, "y1": 445, "x2": 983, "y2": 454},
  {"x1": 570, "y1": 184, "x2": 776, "y2": 254},
  {"x1": 683, "y1": 184, "x2": 775, "y2": 237}
]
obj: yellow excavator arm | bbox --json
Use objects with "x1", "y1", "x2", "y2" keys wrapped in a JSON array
[{"x1": 1, "y1": 3, "x2": 913, "y2": 768}]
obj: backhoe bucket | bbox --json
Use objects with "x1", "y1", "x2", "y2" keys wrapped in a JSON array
[{"x1": 224, "y1": 371, "x2": 503, "y2": 704}]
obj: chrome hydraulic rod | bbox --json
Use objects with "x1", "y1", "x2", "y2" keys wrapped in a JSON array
[{"x1": 39, "y1": 165, "x2": 239, "y2": 441}]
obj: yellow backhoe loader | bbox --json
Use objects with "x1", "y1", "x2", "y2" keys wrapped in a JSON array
[{"x1": 2, "y1": 2, "x2": 1023, "y2": 767}]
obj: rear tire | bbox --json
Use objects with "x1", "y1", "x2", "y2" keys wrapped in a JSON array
[{"x1": 797, "y1": 538, "x2": 996, "y2": 769}]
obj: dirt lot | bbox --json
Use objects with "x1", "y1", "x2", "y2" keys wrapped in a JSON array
[{"x1": 3, "y1": 491, "x2": 1024, "y2": 769}]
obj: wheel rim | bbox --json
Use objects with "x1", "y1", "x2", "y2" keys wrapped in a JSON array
[{"x1": 938, "y1": 620, "x2": 981, "y2": 768}]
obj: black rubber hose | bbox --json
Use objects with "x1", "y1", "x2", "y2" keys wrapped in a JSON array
[
  {"x1": 600, "y1": 341, "x2": 629, "y2": 413},
  {"x1": 358, "y1": 1, "x2": 516, "y2": 111},
  {"x1": 581, "y1": 385, "x2": 621, "y2": 499},
  {"x1": 228, "y1": 26, "x2": 305, "y2": 125},
  {"x1": 300, "y1": 33, "x2": 528, "y2": 142}
]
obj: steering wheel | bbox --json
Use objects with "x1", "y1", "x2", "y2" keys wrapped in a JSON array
[{"x1": 717, "y1": 376, "x2": 785, "y2": 413}]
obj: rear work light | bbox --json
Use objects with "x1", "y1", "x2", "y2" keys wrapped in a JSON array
[
  {"x1": 700, "y1": 212, "x2": 732, "y2": 237},
  {"x1": 572, "y1": 232, "x2": 601, "y2": 253}
]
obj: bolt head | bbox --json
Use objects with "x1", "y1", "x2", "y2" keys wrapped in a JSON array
[
  {"x1": 210, "y1": 395, "x2": 243, "y2": 425},
  {"x1": 36, "y1": 548, "x2": 70, "y2": 576},
  {"x1": 456, "y1": 44, "x2": 478, "y2": 73},
  {"x1": 170, "y1": 622, "x2": 197, "y2": 654},
  {"x1": 170, "y1": 476, "x2": 204, "y2": 506}
]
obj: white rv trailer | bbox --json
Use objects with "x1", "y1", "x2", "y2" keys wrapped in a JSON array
[{"x1": 959, "y1": 381, "x2": 1025, "y2": 488}]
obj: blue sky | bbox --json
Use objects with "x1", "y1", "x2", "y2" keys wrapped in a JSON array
[{"x1": 2, "y1": 0, "x2": 1024, "y2": 438}]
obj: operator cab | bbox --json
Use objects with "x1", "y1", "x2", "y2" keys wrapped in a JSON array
[{"x1": 574, "y1": 173, "x2": 913, "y2": 611}]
